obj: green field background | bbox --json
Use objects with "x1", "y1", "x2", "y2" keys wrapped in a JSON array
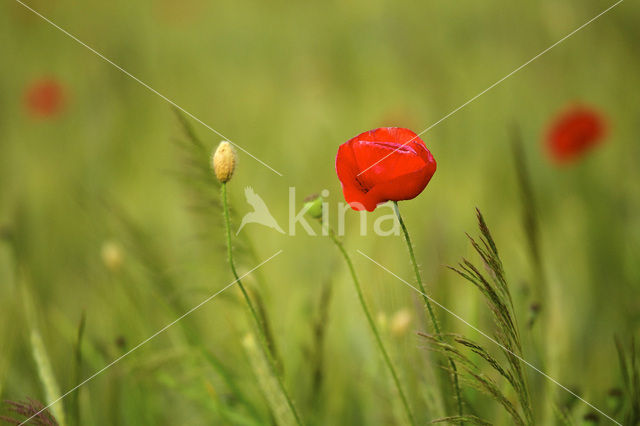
[{"x1": 1, "y1": 0, "x2": 639, "y2": 424}]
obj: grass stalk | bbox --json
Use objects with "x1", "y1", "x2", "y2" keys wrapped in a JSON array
[
  {"x1": 392, "y1": 201, "x2": 464, "y2": 420},
  {"x1": 310, "y1": 279, "x2": 332, "y2": 404},
  {"x1": 69, "y1": 311, "x2": 86, "y2": 426},
  {"x1": 510, "y1": 127, "x2": 547, "y2": 320},
  {"x1": 220, "y1": 182, "x2": 303, "y2": 426},
  {"x1": 29, "y1": 329, "x2": 66, "y2": 426},
  {"x1": 22, "y1": 285, "x2": 66, "y2": 426},
  {"x1": 327, "y1": 227, "x2": 416, "y2": 426},
  {"x1": 243, "y1": 333, "x2": 296, "y2": 425}
]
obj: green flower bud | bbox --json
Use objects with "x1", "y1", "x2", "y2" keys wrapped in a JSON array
[{"x1": 303, "y1": 194, "x2": 324, "y2": 220}]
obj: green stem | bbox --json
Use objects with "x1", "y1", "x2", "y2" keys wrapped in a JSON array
[
  {"x1": 393, "y1": 201, "x2": 464, "y2": 420},
  {"x1": 70, "y1": 311, "x2": 86, "y2": 426},
  {"x1": 221, "y1": 183, "x2": 303, "y2": 426},
  {"x1": 328, "y1": 228, "x2": 416, "y2": 426}
]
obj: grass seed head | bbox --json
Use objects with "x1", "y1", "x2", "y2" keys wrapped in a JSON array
[{"x1": 212, "y1": 141, "x2": 236, "y2": 183}]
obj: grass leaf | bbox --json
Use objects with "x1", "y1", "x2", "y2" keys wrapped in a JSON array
[
  {"x1": 29, "y1": 326, "x2": 66, "y2": 426},
  {"x1": 431, "y1": 414, "x2": 492, "y2": 425},
  {"x1": 69, "y1": 311, "x2": 86, "y2": 426},
  {"x1": 242, "y1": 333, "x2": 298, "y2": 426}
]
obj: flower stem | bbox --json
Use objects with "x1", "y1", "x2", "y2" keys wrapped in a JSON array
[
  {"x1": 327, "y1": 227, "x2": 416, "y2": 426},
  {"x1": 221, "y1": 183, "x2": 303, "y2": 426},
  {"x1": 392, "y1": 201, "x2": 464, "y2": 420}
]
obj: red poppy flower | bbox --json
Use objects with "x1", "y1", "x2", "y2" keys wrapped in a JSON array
[
  {"x1": 545, "y1": 105, "x2": 607, "y2": 164},
  {"x1": 336, "y1": 127, "x2": 437, "y2": 212},
  {"x1": 24, "y1": 78, "x2": 65, "y2": 118}
]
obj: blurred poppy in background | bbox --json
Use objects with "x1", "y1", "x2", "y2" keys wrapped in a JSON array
[
  {"x1": 545, "y1": 105, "x2": 607, "y2": 164},
  {"x1": 24, "y1": 77, "x2": 66, "y2": 119},
  {"x1": 336, "y1": 127, "x2": 437, "y2": 212}
]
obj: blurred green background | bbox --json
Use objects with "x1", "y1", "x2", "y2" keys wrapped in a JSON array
[{"x1": 1, "y1": 0, "x2": 639, "y2": 424}]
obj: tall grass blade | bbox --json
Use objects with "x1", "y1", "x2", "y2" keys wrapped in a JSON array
[
  {"x1": 21, "y1": 285, "x2": 66, "y2": 426},
  {"x1": 107, "y1": 202, "x2": 263, "y2": 420},
  {"x1": 69, "y1": 311, "x2": 86, "y2": 426},
  {"x1": 553, "y1": 404, "x2": 577, "y2": 426},
  {"x1": 614, "y1": 335, "x2": 640, "y2": 425},
  {"x1": 511, "y1": 127, "x2": 543, "y2": 285},
  {"x1": 29, "y1": 327, "x2": 67, "y2": 426},
  {"x1": 251, "y1": 288, "x2": 283, "y2": 375},
  {"x1": 431, "y1": 415, "x2": 492, "y2": 425},
  {"x1": 310, "y1": 279, "x2": 332, "y2": 402},
  {"x1": 242, "y1": 333, "x2": 297, "y2": 426}
]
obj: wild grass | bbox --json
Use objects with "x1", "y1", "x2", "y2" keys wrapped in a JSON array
[
  {"x1": 21, "y1": 285, "x2": 67, "y2": 426},
  {"x1": 1, "y1": 2, "x2": 638, "y2": 423},
  {"x1": 0, "y1": 399, "x2": 59, "y2": 426},
  {"x1": 242, "y1": 333, "x2": 297, "y2": 426},
  {"x1": 422, "y1": 209, "x2": 533, "y2": 425},
  {"x1": 68, "y1": 312, "x2": 85, "y2": 426},
  {"x1": 307, "y1": 278, "x2": 333, "y2": 406},
  {"x1": 173, "y1": 109, "x2": 282, "y2": 365},
  {"x1": 510, "y1": 126, "x2": 547, "y2": 331},
  {"x1": 614, "y1": 336, "x2": 640, "y2": 425}
]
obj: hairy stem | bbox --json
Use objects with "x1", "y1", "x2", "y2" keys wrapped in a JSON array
[
  {"x1": 393, "y1": 201, "x2": 464, "y2": 420},
  {"x1": 221, "y1": 183, "x2": 303, "y2": 426},
  {"x1": 328, "y1": 227, "x2": 416, "y2": 426}
]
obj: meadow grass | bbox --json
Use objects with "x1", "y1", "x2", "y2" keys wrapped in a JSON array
[{"x1": 1, "y1": 0, "x2": 639, "y2": 424}]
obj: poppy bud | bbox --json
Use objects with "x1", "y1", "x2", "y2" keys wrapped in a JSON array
[
  {"x1": 212, "y1": 141, "x2": 236, "y2": 183},
  {"x1": 303, "y1": 194, "x2": 324, "y2": 220}
]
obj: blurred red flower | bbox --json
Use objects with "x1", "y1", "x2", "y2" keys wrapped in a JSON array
[
  {"x1": 336, "y1": 127, "x2": 437, "y2": 212},
  {"x1": 545, "y1": 105, "x2": 607, "y2": 164},
  {"x1": 24, "y1": 78, "x2": 65, "y2": 118}
]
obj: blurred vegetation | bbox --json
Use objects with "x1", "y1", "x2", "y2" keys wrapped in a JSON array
[{"x1": 1, "y1": 0, "x2": 639, "y2": 424}]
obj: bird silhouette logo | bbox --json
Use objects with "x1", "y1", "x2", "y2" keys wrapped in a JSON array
[{"x1": 236, "y1": 187, "x2": 285, "y2": 235}]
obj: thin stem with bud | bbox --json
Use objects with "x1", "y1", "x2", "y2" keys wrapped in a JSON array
[{"x1": 220, "y1": 182, "x2": 303, "y2": 426}]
